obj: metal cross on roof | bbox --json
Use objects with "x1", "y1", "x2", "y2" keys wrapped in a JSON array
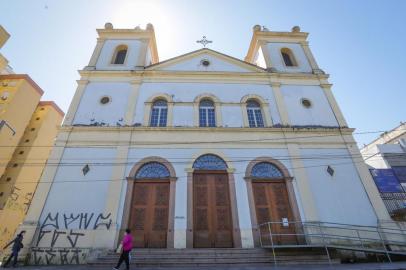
[{"x1": 196, "y1": 36, "x2": 212, "y2": 47}]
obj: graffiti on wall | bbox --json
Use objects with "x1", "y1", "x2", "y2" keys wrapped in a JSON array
[
  {"x1": 29, "y1": 212, "x2": 112, "y2": 265},
  {"x1": 4, "y1": 186, "x2": 34, "y2": 214},
  {"x1": 30, "y1": 248, "x2": 87, "y2": 265},
  {"x1": 40, "y1": 212, "x2": 112, "y2": 230}
]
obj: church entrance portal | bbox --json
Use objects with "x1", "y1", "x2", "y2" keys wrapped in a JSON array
[
  {"x1": 129, "y1": 181, "x2": 170, "y2": 248},
  {"x1": 127, "y1": 161, "x2": 173, "y2": 248},
  {"x1": 252, "y1": 181, "x2": 297, "y2": 245},
  {"x1": 193, "y1": 171, "x2": 234, "y2": 248},
  {"x1": 247, "y1": 160, "x2": 299, "y2": 246}
]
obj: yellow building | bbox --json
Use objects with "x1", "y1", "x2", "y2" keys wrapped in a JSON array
[
  {"x1": 0, "y1": 26, "x2": 64, "y2": 257},
  {"x1": 0, "y1": 25, "x2": 11, "y2": 73}
]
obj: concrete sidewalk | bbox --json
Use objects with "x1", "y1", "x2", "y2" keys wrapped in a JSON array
[{"x1": 5, "y1": 262, "x2": 406, "y2": 270}]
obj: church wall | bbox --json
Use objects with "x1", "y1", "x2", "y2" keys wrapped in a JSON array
[
  {"x1": 36, "y1": 147, "x2": 116, "y2": 250},
  {"x1": 221, "y1": 106, "x2": 244, "y2": 127},
  {"x1": 96, "y1": 39, "x2": 142, "y2": 70},
  {"x1": 264, "y1": 43, "x2": 312, "y2": 73},
  {"x1": 281, "y1": 85, "x2": 339, "y2": 127},
  {"x1": 133, "y1": 82, "x2": 281, "y2": 126},
  {"x1": 301, "y1": 148, "x2": 378, "y2": 226},
  {"x1": 72, "y1": 82, "x2": 131, "y2": 126},
  {"x1": 161, "y1": 53, "x2": 254, "y2": 72},
  {"x1": 172, "y1": 105, "x2": 194, "y2": 126}
]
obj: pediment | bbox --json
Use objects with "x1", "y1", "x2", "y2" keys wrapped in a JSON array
[{"x1": 146, "y1": 48, "x2": 266, "y2": 73}]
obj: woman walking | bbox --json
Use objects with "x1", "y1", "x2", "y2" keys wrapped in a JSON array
[
  {"x1": 2, "y1": 230, "x2": 26, "y2": 268},
  {"x1": 113, "y1": 228, "x2": 133, "y2": 270}
]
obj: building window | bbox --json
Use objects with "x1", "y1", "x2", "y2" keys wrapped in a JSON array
[
  {"x1": 246, "y1": 100, "x2": 264, "y2": 128},
  {"x1": 100, "y1": 96, "x2": 111, "y2": 105},
  {"x1": 193, "y1": 154, "x2": 227, "y2": 170},
  {"x1": 281, "y1": 48, "x2": 297, "y2": 67},
  {"x1": 199, "y1": 99, "x2": 216, "y2": 127},
  {"x1": 301, "y1": 98, "x2": 312, "y2": 108},
  {"x1": 200, "y1": 59, "x2": 210, "y2": 67},
  {"x1": 112, "y1": 45, "x2": 128, "y2": 65},
  {"x1": 150, "y1": 99, "x2": 168, "y2": 127},
  {"x1": 136, "y1": 162, "x2": 170, "y2": 179},
  {"x1": 251, "y1": 162, "x2": 283, "y2": 178}
]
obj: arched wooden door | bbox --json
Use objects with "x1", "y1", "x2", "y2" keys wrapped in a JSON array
[
  {"x1": 129, "y1": 162, "x2": 170, "y2": 248},
  {"x1": 192, "y1": 155, "x2": 234, "y2": 248},
  {"x1": 250, "y1": 162, "x2": 298, "y2": 245}
]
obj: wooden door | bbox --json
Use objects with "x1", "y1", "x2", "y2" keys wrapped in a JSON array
[
  {"x1": 193, "y1": 172, "x2": 233, "y2": 248},
  {"x1": 252, "y1": 181, "x2": 297, "y2": 245},
  {"x1": 129, "y1": 181, "x2": 170, "y2": 248}
]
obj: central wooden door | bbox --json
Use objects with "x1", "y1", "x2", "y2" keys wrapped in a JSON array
[
  {"x1": 252, "y1": 181, "x2": 297, "y2": 245},
  {"x1": 129, "y1": 181, "x2": 170, "y2": 248},
  {"x1": 193, "y1": 172, "x2": 233, "y2": 248}
]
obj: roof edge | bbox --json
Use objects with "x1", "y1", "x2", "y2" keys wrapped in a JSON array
[
  {"x1": 38, "y1": 101, "x2": 65, "y2": 117},
  {"x1": 0, "y1": 74, "x2": 44, "y2": 96}
]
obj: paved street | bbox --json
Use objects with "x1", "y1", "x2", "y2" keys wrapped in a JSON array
[{"x1": 4, "y1": 262, "x2": 406, "y2": 270}]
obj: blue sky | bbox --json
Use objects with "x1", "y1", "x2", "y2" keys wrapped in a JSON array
[{"x1": 1, "y1": 0, "x2": 405, "y2": 146}]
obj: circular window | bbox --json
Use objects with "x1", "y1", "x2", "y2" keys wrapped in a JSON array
[
  {"x1": 201, "y1": 59, "x2": 210, "y2": 67},
  {"x1": 301, "y1": 98, "x2": 312, "y2": 108},
  {"x1": 100, "y1": 96, "x2": 111, "y2": 105}
]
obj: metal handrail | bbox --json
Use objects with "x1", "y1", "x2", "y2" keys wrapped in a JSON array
[{"x1": 258, "y1": 220, "x2": 406, "y2": 265}]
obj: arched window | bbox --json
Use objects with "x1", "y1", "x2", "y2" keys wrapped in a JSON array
[
  {"x1": 150, "y1": 99, "x2": 168, "y2": 127},
  {"x1": 193, "y1": 154, "x2": 227, "y2": 170},
  {"x1": 199, "y1": 99, "x2": 215, "y2": 127},
  {"x1": 246, "y1": 100, "x2": 264, "y2": 128},
  {"x1": 112, "y1": 45, "x2": 128, "y2": 64},
  {"x1": 136, "y1": 162, "x2": 170, "y2": 179},
  {"x1": 281, "y1": 48, "x2": 297, "y2": 67},
  {"x1": 251, "y1": 162, "x2": 283, "y2": 178}
]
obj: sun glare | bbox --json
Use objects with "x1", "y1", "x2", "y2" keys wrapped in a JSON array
[{"x1": 109, "y1": 0, "x2": 180, "y2": 60}]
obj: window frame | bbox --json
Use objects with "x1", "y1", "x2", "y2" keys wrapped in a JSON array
[
  {"x1": 111, "y1": 45, "x2": 128, "y2": 65},
  {"x1": 199, "y1": 99, "x2": 216, "y2": 127},
  {"x1": 149, "y1": 99, "x2": 168, "y2": 127},
  {"x1": 246, "y1": 100, "x2": 265, "y2": 128},
  {"x1": 280, "y1": 48, "x2": 298, "y2": 68}
]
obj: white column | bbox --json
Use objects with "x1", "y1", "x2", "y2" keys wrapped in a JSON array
[
  {"x1": 88, "y1": 38, "x2": 105, "y2": 67},
  {"x1": 63, "y1": 79, "x2": 89, "y2": 126},
  {"x1": 320, "y1": 84, "x2": 348, "y2": 127},
  {"x1": 270, "y1": 82, "x2": 290, "y2": 126},
  {"x1": 124, "y1": 79, "x2": 142, "y2": 125},
  {"x1": 287, "y1": 143, "x2": 319, "y2": 221}
]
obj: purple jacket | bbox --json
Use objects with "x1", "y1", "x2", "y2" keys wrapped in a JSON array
[{"x1": 122, "y1": 234, "x2": 133, "y2": 251}]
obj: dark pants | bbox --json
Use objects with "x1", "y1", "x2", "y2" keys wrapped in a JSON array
[
  {"x1": 3, "y1": 250, "x2": 18, "y2": 267},
  {"x1": 115, "y1": 250, "x2": 130, "y2": 269}
]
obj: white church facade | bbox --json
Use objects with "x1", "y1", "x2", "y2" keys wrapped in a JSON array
[{"x1": 19, "y1": 23, "x2": 391, "y2": 263}]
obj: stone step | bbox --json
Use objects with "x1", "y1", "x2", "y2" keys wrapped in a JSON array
[
  {"x1": 90, "y1": 247, "x2": 338, "y2": 267},
  {"x1": 97, "y1": 255, "x2": 329, "y2": 262}
]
